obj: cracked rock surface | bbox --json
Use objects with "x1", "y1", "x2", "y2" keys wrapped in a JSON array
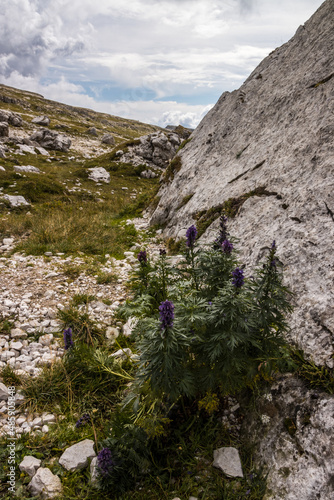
[{"x1": 150, "y1": 0, "x2": 334, "y2": 367}]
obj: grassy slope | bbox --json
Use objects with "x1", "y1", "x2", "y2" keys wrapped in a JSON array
[{"x1": 0, "y1": 85, "x2": 161, "y2": 258}]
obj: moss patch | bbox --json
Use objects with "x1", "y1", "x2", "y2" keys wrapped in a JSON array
[{"x1": 164, "y1": 155, "x2": 182, "y2": 183}]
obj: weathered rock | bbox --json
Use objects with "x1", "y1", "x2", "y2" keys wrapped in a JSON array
[
  {"x1": 150, "y1": 0, "x2": 334, "y2": 368},
  {"x1": 87, "y1": 127, "x2": 98, "y2": 136},
  {"x1": 14, "y1": 165, "x2": 41, "y2": 174},
  {"x1": 10, "y1": 328, "x2": 28, "y2": 339},
  {"x1": 59, "y1": 439, "x2": 96, "y2": 471},
  {"x1": 30, "y1": 129, "x2": 71, "y2": 152},
  {"x1": 9, "y1": 113, "x2": 23, "y2": 127},
  {"x1": 121, "y1": 131, "x2": 181, "y2": 168},
  {"x1": 31, "y1": 115, "x2": 50, "y2": 126},
  {"x1": 123, "y1": 316, "x2": 138, "y2": 336},
  {"x1": 101, "y1": 133, "x2": 115, "y2": 145},
  {"x1": 212, "y1": 447, "x2": 243, "y2": 478},
  {"x1": 0, "y1": 122, "x2": 9, "y2": 137},
  {"x1": 3, "y1": 194, "x2": 30, "y2": 207},
  {"x1": 0, "y1": 110, "x2": 22, "y2": 127},
  {"x1": 28, "y1": 467, "x2": 62, "y2": 499},
  {"x1": 88, "y1": 166, "x2": 110, "y2": 183},
  {"x1": 19, "y1": 455, "x2": 41, "y2": 477},
  {"x1": 141, "y1": 169, "x2": 157, "y2": 179},
  {"x1": 245, "y1": 375, "x2": 334, "y2": 500}
]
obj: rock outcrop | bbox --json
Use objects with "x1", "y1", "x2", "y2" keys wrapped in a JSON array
[
  {"x1": 30, "y1": 129, "x2": 71, "y2": 152},
  {"x1": 150, "y1": 0, "x2": 334, "y2": 368},
  {"x1": 121, "y1": 131, "x2": 181, "y2": 168}
]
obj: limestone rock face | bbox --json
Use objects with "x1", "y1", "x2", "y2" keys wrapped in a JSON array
[
  {"x1": 245, "y1": 376, "x2": 334, "y2": 500},
  {"x1": 150, "y1": 0, "x2": 334, "y2": 367},
  {"x1": 30, "y1": 128, "x2": 71, "y2": 152}
]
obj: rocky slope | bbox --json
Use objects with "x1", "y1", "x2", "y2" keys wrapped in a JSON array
[{"x1": 150, "y1": 1, "x2": 334, "y2": 498}]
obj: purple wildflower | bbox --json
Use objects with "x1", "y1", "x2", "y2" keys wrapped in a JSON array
[
  {"x1": 222, "y1": 239, "x2": 233, "y2": 254},
  {"x1": 271, "y1": 240, "x2": 276, "y2": 250},
  {"x1": 159, "y1": 300, "x2": 175, "y2": 330},
  {"x1": 137, "y1": 250, "x2": 147, "y2": 264},
  {"x1": 186, "y1": 225, "x2": 197, "y2": 248},
  {"x1": 75, "y1": 413, "x2": 90, "y2": 428},
  {"x1": 97, "y1": 447, "x2": 114, "y2": 476},
  {"x1": 159, "y1": 248, "x2": 167, "y2": 256},
  {"x1": 63, "y1": 327, "x2": 73, "y2": 350},
  {"x1": 232, "y1": 267, "x2": 245, "y2": 288}
]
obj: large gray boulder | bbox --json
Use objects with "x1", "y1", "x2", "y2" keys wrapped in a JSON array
[
  {"x1": 0, "y1": 122, "x2": 8, "y2": 137},
  {"x1": 0, "y1": 110, "x2": 22, "y2": 127},
  {"x1": 31, "y1": 115, "x2": 50, "y2": 126},
  {"x1": 88, "y1": 166, "x2": 110, "y2": 183},
  {"x1": 101, "y1": 133, "x2": 115, "y2": 145},
  {"x1": 150, "y1": 0, "x2": 334, "y2": 368},
  {"x1": 28, "y1": 468, "x2": 62, "y2": 499},
  {"x1": 59, "y1": 439, "x2": 96, "y2": 471},
  {"x1": 30, "y1": 128, "x2": 71, "y2": 152},
  {"x1": 121, "y1": 131, "x2": 181, "y2": 168}
]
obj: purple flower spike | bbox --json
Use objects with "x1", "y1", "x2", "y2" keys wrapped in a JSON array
[
  {"x1": 271, "y1": 240, "x2": 276, "y2": 250},
  {"x1": 186, "y1": 225, "x2": 197, "y2": 248},
  {"x1": 232, "y1": 268, "x2": 245, "y2": 288},
  {"x1": 137, "y1": 250, "x2": 147, "y2": 264},
  {"x1": 63, "y1": 327, "x2": 73, "y2": 350},
  {"x1": 222, "y1": 239, "x2": 233, "y2": 254},
  {"x1": 97, "y1": 447, "x2": 114, "y2": 476},
  {"x1": 159, "y1": 300, "x2": 175, "y2": 330}
]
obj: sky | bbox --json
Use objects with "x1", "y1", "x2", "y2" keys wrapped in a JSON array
[{"x1": 0, "y1": 0, "x2": 324, "y2": 128}]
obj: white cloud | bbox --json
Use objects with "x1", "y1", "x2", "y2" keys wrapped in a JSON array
[{"x1": 0, "y1": 0, "x2": 325, "y2": 126}]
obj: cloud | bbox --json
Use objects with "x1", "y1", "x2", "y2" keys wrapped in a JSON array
[
  {"x1": 0, "y1": 0, "x2": 91, "y2": 77},
  {"x1": 0, "y1": 0, "x2": 325, "y2": 127}
]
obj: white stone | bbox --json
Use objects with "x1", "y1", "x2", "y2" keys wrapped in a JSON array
[
  {"x1": 3, "y1": 195, "x2": 30, "y2": 207},
  {"x1": 42, "y1": 414, "x2": 56, "y2": 424},
  {"x1": 213, "y1": 447, "x2": 243, "y2": 478},
  {"x1": 10, "y1": 328, "x2": 27, "y2": 339},
  {"x1": 28, "y1": 467, "x2": 62, "y2": 498},
  {"x1": 19, "y1": 455, "x2": 41, "y2": 477},
  {"x1": 42, "y1": 425, "x2": 49, "y2": 433},
  {"x1": 10, "y1": 341, "x2": 23, "y2": 350},
  {"x1": 123, "y1": 316, "x2": 138, "y2": 336},
  {"x1": 3, "y1": 238, "x2": 14, "y2": 245},
  {"x1": 14, "y1": 165, "x2": 41, "y2": 174},
  {"x1": 59, "y1": 439, "x2": 96, "y2": 471},
  {"x1": 110, "y1": 347, "x2": 132, "y2": 359},
  {"x1": 39, "y1": 334, "x2": 53, "y2": 346}
]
